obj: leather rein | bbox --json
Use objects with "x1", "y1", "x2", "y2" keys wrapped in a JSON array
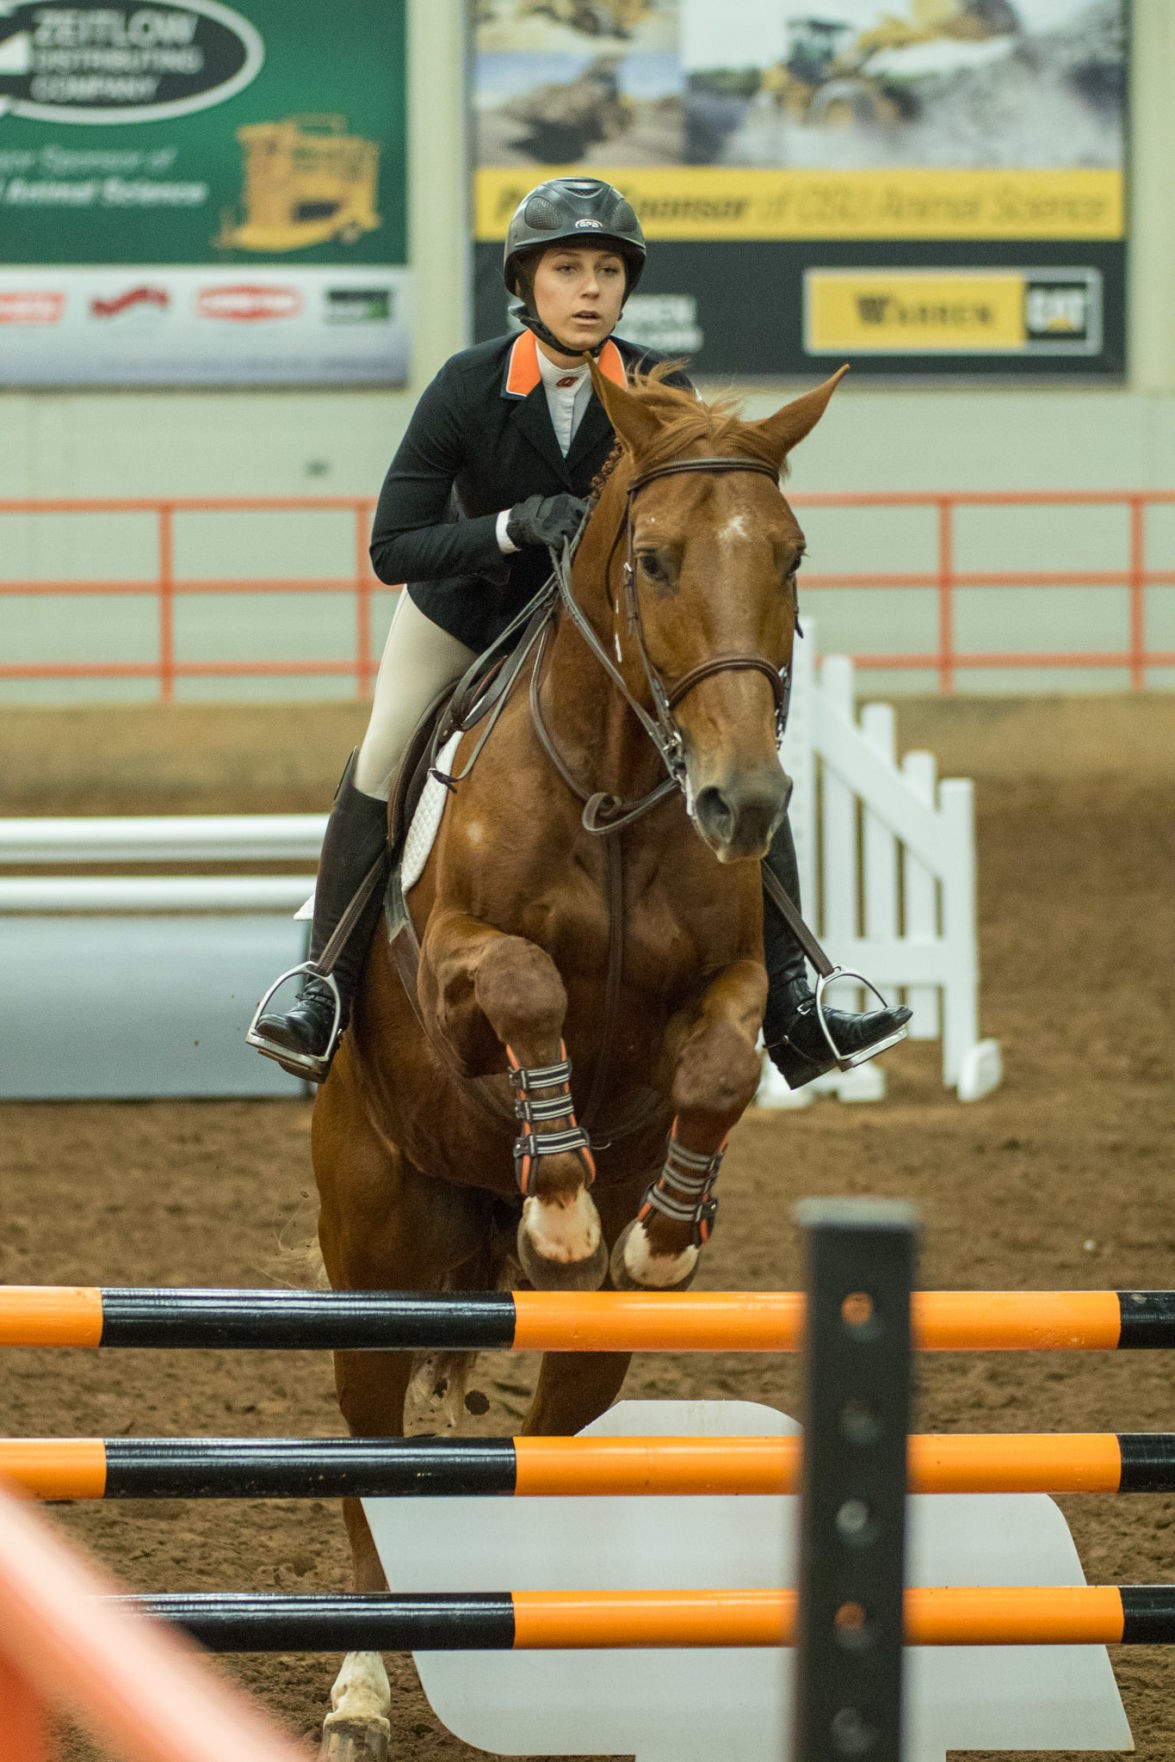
[{"x1": 539, "y1": 453, "x2": 793, "y2": 835}]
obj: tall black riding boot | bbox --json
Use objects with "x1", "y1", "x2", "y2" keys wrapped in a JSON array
[
  {"x1": 248, "y1": 750, "x2": 390, "y2": 1083},
  {"x1": 760, "y1": 816, "x2": 911, "y2": 1090}
]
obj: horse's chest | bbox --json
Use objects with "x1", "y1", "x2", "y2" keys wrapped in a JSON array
[{"x1": 508, "y1": 853, "x2": 738, "y2": 999}]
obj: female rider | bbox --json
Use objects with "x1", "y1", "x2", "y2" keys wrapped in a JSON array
[{"x1": 250, "y1": 176, "x2": 910, "y2": 1088}]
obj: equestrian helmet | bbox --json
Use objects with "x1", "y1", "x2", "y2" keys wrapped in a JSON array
[{"x1": 503, "y1": 177, "x2": 646, "y2": 298}]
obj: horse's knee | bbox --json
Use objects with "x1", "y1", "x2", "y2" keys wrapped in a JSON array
[
  {"x1": 473, "y1": 934, "x2": 566, "y2": 1045},
  {"x1": 671, "y1": 1016, "x2": 761, "y2": 1119}
]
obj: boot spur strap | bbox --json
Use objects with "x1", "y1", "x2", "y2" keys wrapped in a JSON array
[
  {"x1": 245, "y1": 962, "x2": 343, "y2": 1081},
  {"x1": 814, "y1": 967, "x2": 909, "y2": 1070},
  {"x1": 638, "y1": 1130, "x2": 728, "y2": 1247},
  {"x1": 506, "y1": 1043, "x2": 595, "y2": 1197}
]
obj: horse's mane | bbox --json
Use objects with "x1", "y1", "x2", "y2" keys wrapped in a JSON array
[{"x1": 591, "y1": 361, "x2": 783, "y2": 499}]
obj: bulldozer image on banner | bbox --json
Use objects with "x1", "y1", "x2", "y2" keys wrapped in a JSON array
[
  {"x1": 764, "y1": 1, "x2": 1020, "y2": 128},
  {"x1": 217, "y1": 116, "x2": 381, "y2": 254}
]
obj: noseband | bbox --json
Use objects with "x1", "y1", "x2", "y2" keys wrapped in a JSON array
[{"x1": 543, "y1": 453, "x2": 795, "y2": 833}]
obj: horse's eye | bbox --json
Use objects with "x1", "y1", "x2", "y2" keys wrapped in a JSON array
[{"x1": 639, "y1": 552, "x2": 664, "y2": 580}]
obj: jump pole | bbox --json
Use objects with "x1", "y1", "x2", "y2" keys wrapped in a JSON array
[
  {"x1": 7, "y1": 1433, "x2": 1175, "y2": 1501},
  {"x1": 3, "y1": 1286, "x2": 1174, "y2": 1352},
  {"x1": 104, "y1": 1586, "x2": 1175, "y2": 1652}
]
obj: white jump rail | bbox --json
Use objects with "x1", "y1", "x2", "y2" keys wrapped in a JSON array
[{"x1": 0, "y1": 814, "x2": 325, "y2": 913}]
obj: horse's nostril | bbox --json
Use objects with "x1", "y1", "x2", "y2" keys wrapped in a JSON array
[{"x1": 695, "y1": 786, "x2": 735, "y2": 844}]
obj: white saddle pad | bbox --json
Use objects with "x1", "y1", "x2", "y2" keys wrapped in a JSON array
[{"x1": 400, "y1": 730, "x2": 462, "y2": 892}]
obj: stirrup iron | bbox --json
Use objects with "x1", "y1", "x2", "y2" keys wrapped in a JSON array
[
  {"x1": 245, "y1": 962, "x2": 343, "y2": 1082},
  {"x1": 814, "y1": 967, "x2": 908, "y2": 1070}
]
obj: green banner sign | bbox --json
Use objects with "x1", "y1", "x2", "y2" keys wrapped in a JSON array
[{"x1": 0, "y1": 0, "x2": 409, "y2": 382}]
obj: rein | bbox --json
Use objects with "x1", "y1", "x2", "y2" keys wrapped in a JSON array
[{"x1": 542, "y1": 453, "x2": 792, "y2": 836}]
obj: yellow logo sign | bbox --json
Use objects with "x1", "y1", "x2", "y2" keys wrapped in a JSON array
[{"x1": 805, "y1": 270, "x2": 1099, "y2": 355}]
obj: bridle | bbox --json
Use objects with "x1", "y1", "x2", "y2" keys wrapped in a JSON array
[{"x1": 539, "y1": 453, "x2": 795, "y2": 834}]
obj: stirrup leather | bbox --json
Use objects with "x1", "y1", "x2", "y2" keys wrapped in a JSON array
[
  {"x1": 637, "y1": 1121, "x2": 728, "y2": 1247},
  {"x1": 245, "y1": 963, "x2": 343, "y2": 1082},
  {"x1": 813, "y1": 967, "x2": 908, "y2": 1069},
  {"x1": 506, "y1": 1041, "x2": 596, "y2": 1197}
]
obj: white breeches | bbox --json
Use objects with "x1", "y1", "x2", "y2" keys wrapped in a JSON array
[{"x1": 355, "y1": 590, "x2": 477, "y2": 800}]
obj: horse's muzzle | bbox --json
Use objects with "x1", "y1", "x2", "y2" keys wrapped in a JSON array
[{"x1": 693, "y1": 770, "x2": 793, "y2": 862}]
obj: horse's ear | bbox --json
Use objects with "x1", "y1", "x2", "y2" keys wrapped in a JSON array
[
  {"x1": 746, "y1": 365, "x2": 849, "y2": 465},
  {"x1": 587, "y1": 354, "x2": 662, "y2": 457}
]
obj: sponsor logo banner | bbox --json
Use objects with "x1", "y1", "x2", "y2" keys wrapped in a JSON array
[
  {"x1": 0, "y1": 0, "x2": 264, "y2": 125},
  {"x1": 0, "y1": 266, "x2": 410, "y2": 382},
  {"x1": 805, "y1": 268, "x2": 1103, "y2": 356},
  {"x1": 90, "y1": 284, "x2": 169, "y2": 318},
  {"x1": 476, "y1": 167, "x2": 1125, "y2": 245},
  {"x1": 325, "y1": 286, "x2": 392, "y2": 323},
  {"x1": 0, "y1": 289, "x2": 64, "y2": 322},
  {"x1": 196, "y1": 282, "x2": 301, "y2": 321}
]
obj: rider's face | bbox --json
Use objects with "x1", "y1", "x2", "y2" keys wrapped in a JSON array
[{"x1": 531, "y1": 246, "x2": 627, "y2": 355}]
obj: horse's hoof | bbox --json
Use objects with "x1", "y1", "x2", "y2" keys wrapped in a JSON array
[
  {"x1": 609, "y1": 1218, "x2": 700, "y2": 1292},
  {"x1": 319, "y1": 1715, "x2": 390, "y2": 1762},
  {"x1": 517, "y1": 1220, "x2": 608, "y2": 1291}
]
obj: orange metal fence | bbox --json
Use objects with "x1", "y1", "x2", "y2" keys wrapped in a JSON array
[{"x1": 3, "y1": 490, "x2": 1175, "y2": 699}]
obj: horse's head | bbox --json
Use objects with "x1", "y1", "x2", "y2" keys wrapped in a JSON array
[{"x1": 583, "y1": 358, "x2": 846, "y2": 862}]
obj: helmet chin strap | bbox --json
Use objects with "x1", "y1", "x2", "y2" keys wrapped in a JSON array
[{"x1": 511, "y1": 302, "x2": 617, "y2": 361}]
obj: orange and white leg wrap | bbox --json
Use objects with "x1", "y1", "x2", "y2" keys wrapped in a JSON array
[
  {"x1": 637, "y1": 1119, "x2": 728, "y2": 1247},
  {"x1": 505, "y1": 1041, "x2": 596, "y2": 1197}
]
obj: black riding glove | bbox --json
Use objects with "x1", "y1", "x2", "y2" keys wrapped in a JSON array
[{"x1": 506, "y1": 493, "x2": 589, "y2": 551}]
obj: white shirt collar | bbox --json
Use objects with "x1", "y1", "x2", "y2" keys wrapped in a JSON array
[{"x1": 536, "y1": 347, "x2": 590, "y2": 391}]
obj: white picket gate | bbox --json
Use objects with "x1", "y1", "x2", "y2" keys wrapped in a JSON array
[{"x1": 764, "y1": 634, "x2": 1001, "y2": 1107}]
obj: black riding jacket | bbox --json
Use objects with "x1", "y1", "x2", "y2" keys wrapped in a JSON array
[{"x1": 370, "y1": 328, "x2": 692, "y2": 652}]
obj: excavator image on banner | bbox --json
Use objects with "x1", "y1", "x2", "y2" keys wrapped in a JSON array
[
  {"x1": 763, "y1": 0, "x2": 1020, "y2": 128},
  {"x1": 512, "y1": 0, "x2": 655, "y2": 36},
  {"x1": 217, "y1": 116, "x2": 381, "y2": 253}
]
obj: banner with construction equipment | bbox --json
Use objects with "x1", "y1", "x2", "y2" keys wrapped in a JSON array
[
  {"x1": 471, "y1": 0, "x2": 1128, "y2": 378},
  {"x1": 0, "y1": 0, "x2": 409, "y2": 384}
]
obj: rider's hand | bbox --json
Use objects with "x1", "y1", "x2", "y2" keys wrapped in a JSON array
[{"x1": 506, "y1": 494, "x2": 590, "y2": 551}]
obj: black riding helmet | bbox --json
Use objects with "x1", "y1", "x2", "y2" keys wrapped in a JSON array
[{"x1": 503, "y1": 179, "x2": 647, "y2": 354}]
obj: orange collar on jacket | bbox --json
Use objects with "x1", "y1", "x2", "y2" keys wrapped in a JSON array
[{"x1": 503, "y1": 328, "x2": 626, "y2": 398}]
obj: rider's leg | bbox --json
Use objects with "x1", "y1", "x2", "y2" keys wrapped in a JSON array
[
  {"x1": 761, "y1": 815, "x2": 911, "y2": 1090},
  {"x1": 250, "y1": 592, "x2": 476, "y2": 1080}
]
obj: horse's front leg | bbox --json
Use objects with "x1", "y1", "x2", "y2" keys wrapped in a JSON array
[
  {"x1": 420, "y1": 907, "x2": 607, "y2": 1291},
  {"x1": 612, "y1": 958, "x2": 767, "y2": 1291}
]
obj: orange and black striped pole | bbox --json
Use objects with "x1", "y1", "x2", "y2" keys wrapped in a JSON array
[
  {"x1": 103, "y1": 1585, "x2": 1175, "y2": 1652},
  {"x1": 4, "y1": 1432, "x2": 1175, "y2": 1501},
  {"x1": 2, "y1": 1287, "x2": 1174, "y2": 1353}
]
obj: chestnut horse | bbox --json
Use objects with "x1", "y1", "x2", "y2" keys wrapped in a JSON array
[{"x1": 310, "y1": 360, "x2": 845, "y2": 1758}]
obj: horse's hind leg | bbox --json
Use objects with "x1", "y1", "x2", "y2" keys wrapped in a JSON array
[
  {"x1": 421, "y1": 908, "x2": 606, "y2": 1291},
  {"x1": 313, "y1": 1067, "x2": 489, "y2": 1762}
]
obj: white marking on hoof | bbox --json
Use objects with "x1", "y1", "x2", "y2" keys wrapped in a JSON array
[
  {"x1": 521, "y1": 1186, "x2": 601, "y2": 1265},
  {"x1": 623, "y1": 1219, "x2": 698, "y2": 1290},
  {"x1": 327, "y1": 1650, "x2": 390, "y2": 1728}
]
